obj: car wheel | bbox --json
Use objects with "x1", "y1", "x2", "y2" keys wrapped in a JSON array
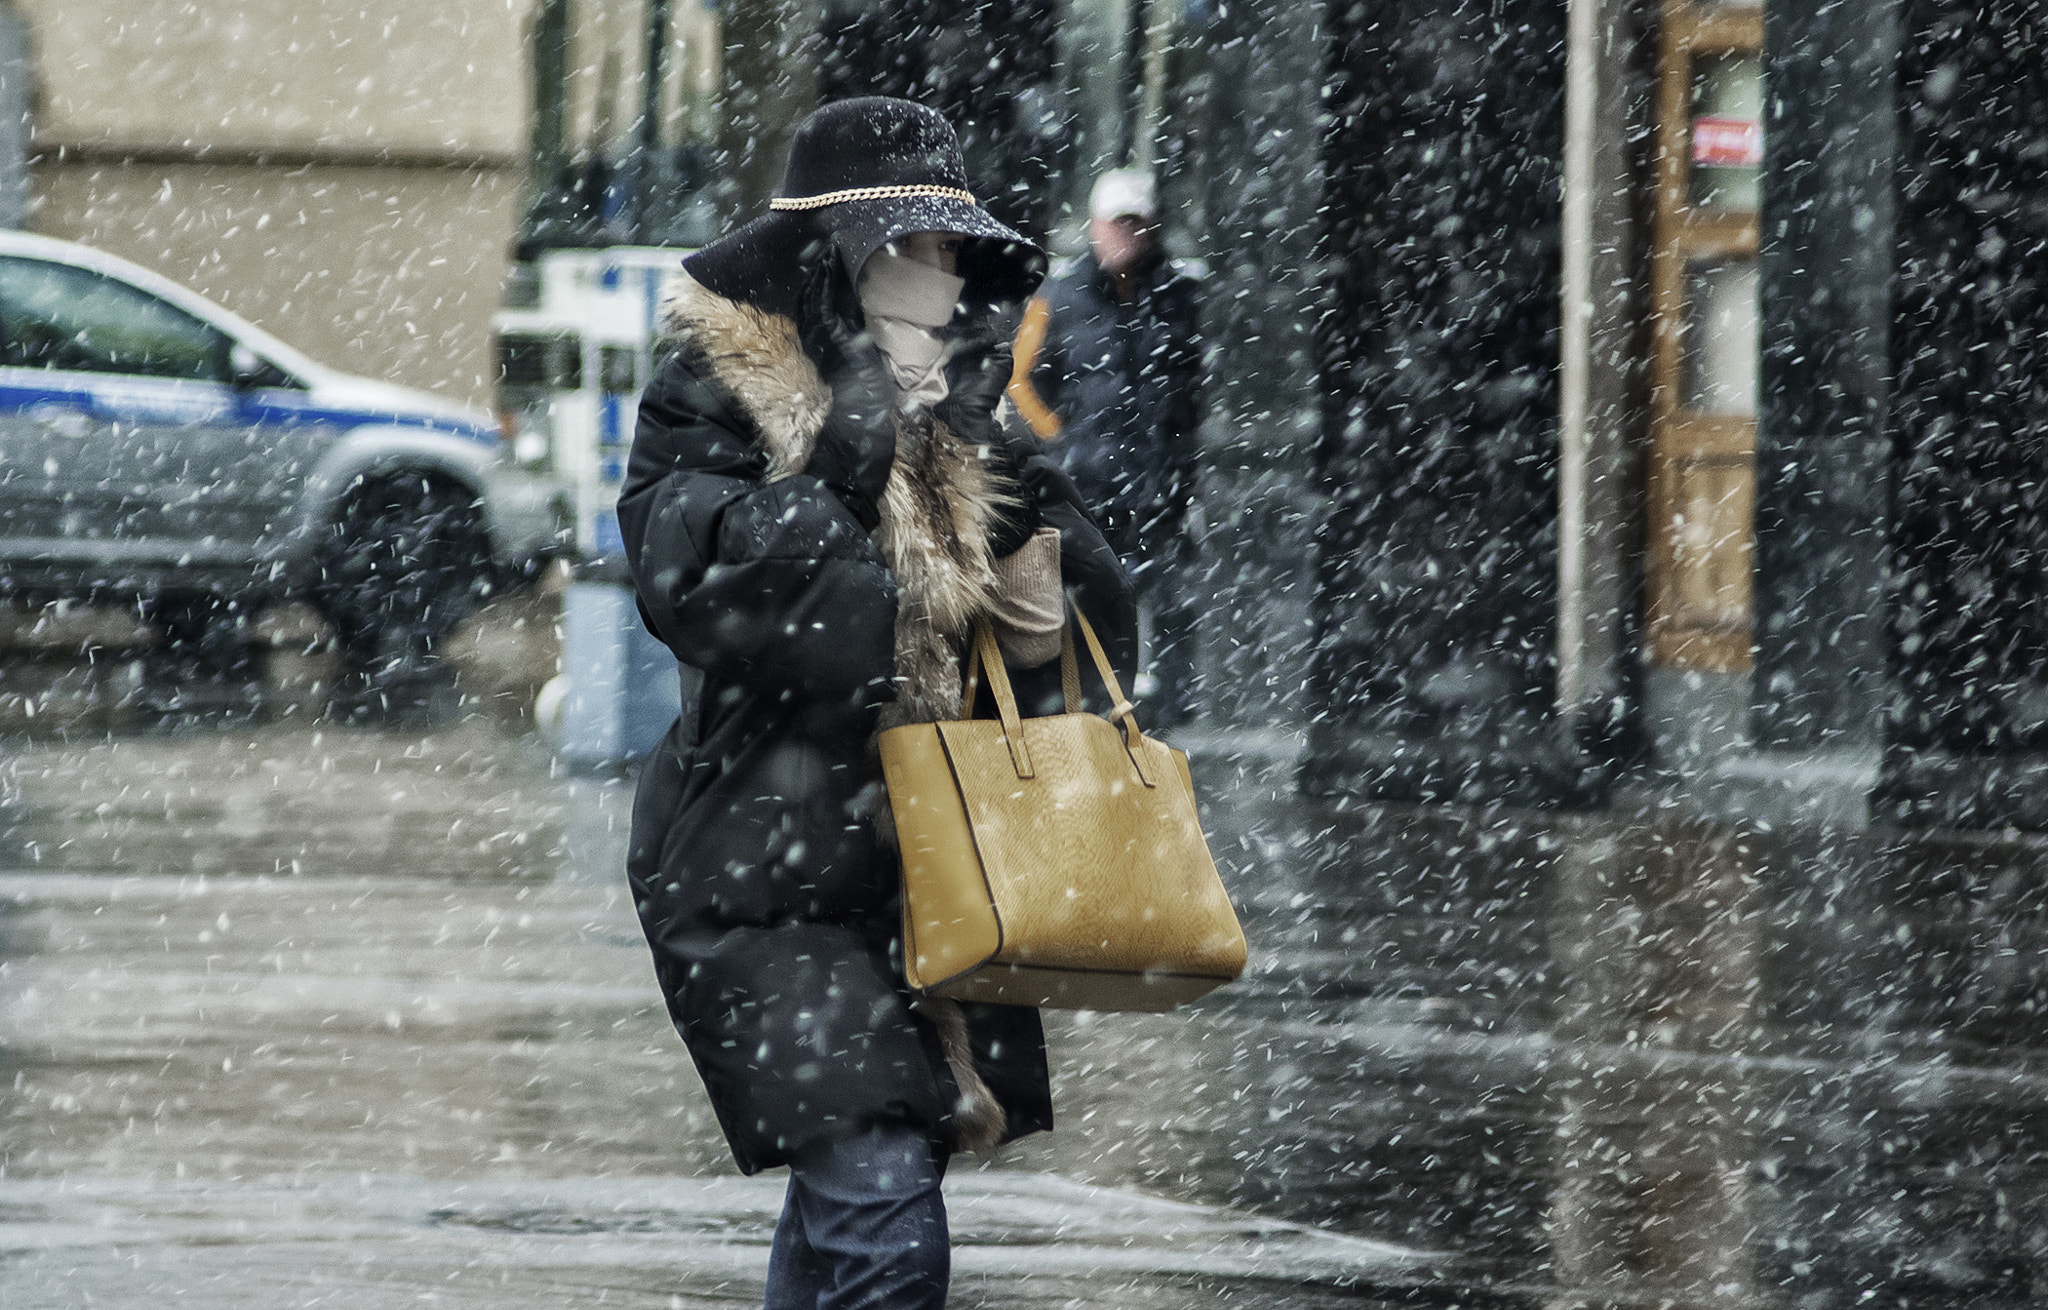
[{"x1": 312, "y1": 473, "x2": 493, "y2": 697}]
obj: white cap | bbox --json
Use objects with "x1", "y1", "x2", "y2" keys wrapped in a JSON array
[{"x1": 1089, "y1": 169, "x2": 1157, "y2": 222}]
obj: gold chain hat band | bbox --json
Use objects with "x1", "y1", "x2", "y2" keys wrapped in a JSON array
[{"x1": 768, "y1": 184, "x2": 979, "y2": 211}]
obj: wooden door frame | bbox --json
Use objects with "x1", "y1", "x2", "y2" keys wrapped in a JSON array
[{"x1": 1644, "y1": 0, "x2": 1763, "y2": 671}]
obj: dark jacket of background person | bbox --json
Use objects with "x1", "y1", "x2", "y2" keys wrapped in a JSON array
[
  {"x1": 1012, "y1": 249, "x2": 1204, "y2": 562},
  {"x1": 615, "y1": 245, "x2": 1136, "y2": 1175}
]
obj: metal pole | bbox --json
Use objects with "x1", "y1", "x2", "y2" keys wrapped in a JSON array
[
  {"x1": 1556, "y1": 0, "x2": 1640, "y2": 734},
  {"x1": 1118, "y1": 0, "x2": 1149, "y2": 165},
  {"x1": 0, "y1": 1, "x2": 31, "y2": 230},
  {"x1": 632, "y1": 0, "x2": 671, "y2": 241},
  {"x1": 1556, "y1": 0, "x2": 1599, "y2": 716}
]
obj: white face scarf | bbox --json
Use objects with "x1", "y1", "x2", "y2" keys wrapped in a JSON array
[{"x1": 858, "y1": 247, "x2": 965, "y2": 410}]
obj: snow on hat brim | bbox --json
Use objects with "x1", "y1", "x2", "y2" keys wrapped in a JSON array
[
  {"x1": 682, "y1": 200, "x2": 1044, "y2": 321},
  {"x1": 822, "y1": 193, "x2": 1045, "y2": 305},
  {"x1": 686, "y1": 98, "x2": 1046, "y2": 314}
]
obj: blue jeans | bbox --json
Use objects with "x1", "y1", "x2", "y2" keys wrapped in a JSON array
[{"x1": 764, "y1": 1124, "x2": 950, "y2": 1309}]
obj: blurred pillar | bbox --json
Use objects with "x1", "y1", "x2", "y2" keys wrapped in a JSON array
[
  {"x1": 0, "y1": 1, "x2": 29, "y2": 230},
  {"x1": 1117, "y1": 0, "x2": 1148, "y2": 166},
  {"x1": 717, "y1": 0, "x2": 820, "y2": 224},
  {"x1": 1876, "y1": 0, "x2": 2048, "y2": 828},
  {"x1": 1174, "y1": 0, "x2": 1322, "y2": 744},
  {"x1": 1746, "y1": 0, "x2": 1901, "y2": 816},
  {"x1": 1306, "y1": 0, "x2": 1590, "y2": 808},
  {"x1": 518, "y1": 0, "x2": 596, "y2": 258},
  {"x1": 617, "y1": 0, "x2": 687, "y2": 244},
  {"x1": 639, "y1": 0, "x2": 671, "y2": 169},
  {"x1": 1056, "y1": 0, "x2": 1133, "y2": 232},
  {"x1": 1128, "y1": 0, "x2": 1177, "y2": 174},
  {"x1": 1555, "y1": 0, "x2": 1649, "y2": 760},
  {"x1": 531, "y1": 0, "x2": 569, "y2": 196}
]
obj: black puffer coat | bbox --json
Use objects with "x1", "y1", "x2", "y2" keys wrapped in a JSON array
[
  {"x1": 618, "y1": 270, "x2": 1136, "y2": 1174},
  {"x1": 1024, "y1": 250, "x2": 1203, "y2": 560}
]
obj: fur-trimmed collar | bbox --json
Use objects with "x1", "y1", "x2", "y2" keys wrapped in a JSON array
[
  {"x1": 657, "y1": 274, "x2": 1009, "y2": 731},
  {"x1": 659, "y1": 274, "x2": 831, "y2": 480}
]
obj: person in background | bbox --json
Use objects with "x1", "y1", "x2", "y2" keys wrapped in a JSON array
[{"x1": 1007, "y1": 167, "x2": 1204, "y2": 728}]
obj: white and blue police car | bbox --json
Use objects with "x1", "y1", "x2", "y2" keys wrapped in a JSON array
[{"x1": 0, "y1": 231, "x2": 568, "y2": 678}]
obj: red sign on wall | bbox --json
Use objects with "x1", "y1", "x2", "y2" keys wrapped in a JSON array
[{"x1": 1692, "y1": 116, "x2": 1762, "y2": 168}]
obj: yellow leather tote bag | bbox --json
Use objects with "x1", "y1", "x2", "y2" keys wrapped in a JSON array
[{"x1": 879, "y1": 608, "x2": 1247, "y2": 1012}]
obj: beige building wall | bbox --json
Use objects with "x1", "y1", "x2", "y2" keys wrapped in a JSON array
[
  {"x1": 16, "y1": 0, "x2": 540, "y2": 406},
  {"x1": 32, "y1": 164, "x2": 523, "y2": 404}
]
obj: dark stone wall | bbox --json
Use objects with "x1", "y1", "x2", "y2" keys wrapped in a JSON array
[
  {"x1": 1176, "y1": 0, "x2": 1327, "y2": 738},
  {"x1": 1306, "y1": 0, "x2": 1584, "y2": 806},
  {"x1": 1753, "y1": 0, "x2": 1902, "y2": 753},
  {"x1": 1758, "y1": 0, "x2": 2048, "y2": 825},
  {"x1": 1888, "y1": 0, "x2": 2048, "y2": 759}
]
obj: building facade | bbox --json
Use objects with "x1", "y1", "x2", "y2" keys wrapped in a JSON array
[
  {"x1": 1293, "y1": 0, "x2": 2048, "y2": 831},
  {"x1": 36, "y1": 0, "x2": 2032, "y2": 832},
  {"x1": 9, "y1": 0, "x2": 534, "y2": 406}
]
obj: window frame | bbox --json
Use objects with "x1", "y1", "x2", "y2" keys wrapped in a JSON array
[
  {"x1": 0, "y1": 255, "x2": 239, "y2": 386},
  {"x1": 1644, "y1": 0, "x2": 1765, "y2": 672}
]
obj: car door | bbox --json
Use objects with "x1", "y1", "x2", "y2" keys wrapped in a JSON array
[
  {"x1": 0, "y1": 255, "x2": 259, "y2": 576},
  {"x1": 0, "y1": 258, "x2": 123, "y2": 556}
]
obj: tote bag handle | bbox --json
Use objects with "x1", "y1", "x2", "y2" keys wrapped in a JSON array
[{"x1": 961, "y1": 606, "x2": 1157, "y2": 787}]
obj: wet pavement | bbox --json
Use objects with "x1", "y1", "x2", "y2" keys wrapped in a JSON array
[
  {"x1": 3, "y1": 708, "x2": 2047, "y2": 1307},
  {"x1": 0, "y1": 724, "x2": 1434, "y2": 1308}
]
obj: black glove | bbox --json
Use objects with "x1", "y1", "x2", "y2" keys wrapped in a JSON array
[
  {"x1": 935, "y1": 316, "x2": 1013, "y2": 443},
  {"x1": 937, "y1": 322, "x2": 1044, "y2": 556},
  {"x1": 798, "y1": 250, "x2": 897, "y2": 531},
  {"x1": 978, "y1": 425, "x2": 1049, "y2": 559}
]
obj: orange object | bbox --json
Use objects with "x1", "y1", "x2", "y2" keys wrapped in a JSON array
[{"x1": 1005, "y1": 295, "x2": 1063, "y2": 440}]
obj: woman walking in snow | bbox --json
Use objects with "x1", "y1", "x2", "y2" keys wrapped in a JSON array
[{"x1": 616, "y1": 97, "x2": 1136, "y2": 1308}]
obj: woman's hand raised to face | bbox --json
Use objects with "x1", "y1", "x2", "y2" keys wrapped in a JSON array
[
  {"x1": 799, "y1": 247, "x2": 898, "y2": 532},
  {"x1": 938, "y1": 322, "x2": 1012, "y2": 442}
]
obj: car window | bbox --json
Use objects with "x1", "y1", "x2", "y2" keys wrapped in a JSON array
[
  {"x1": 0, "y1": 257, "x2": 232, "y2": 383},
  {"x1": 230, "y1": 341, "x2": 304, "y2": 391},
  {"x1": 498, "y1": 332, "x2": 582, "y2": 391}
]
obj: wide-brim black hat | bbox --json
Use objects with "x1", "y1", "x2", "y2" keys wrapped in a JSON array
[{"x1": 684, "y1": 97, "x2": 1046, "y2": 319}]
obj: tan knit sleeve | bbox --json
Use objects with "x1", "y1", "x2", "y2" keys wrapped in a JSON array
[{"x1": 988, "y1": 527, "x2": 1064, "y2": 668}]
